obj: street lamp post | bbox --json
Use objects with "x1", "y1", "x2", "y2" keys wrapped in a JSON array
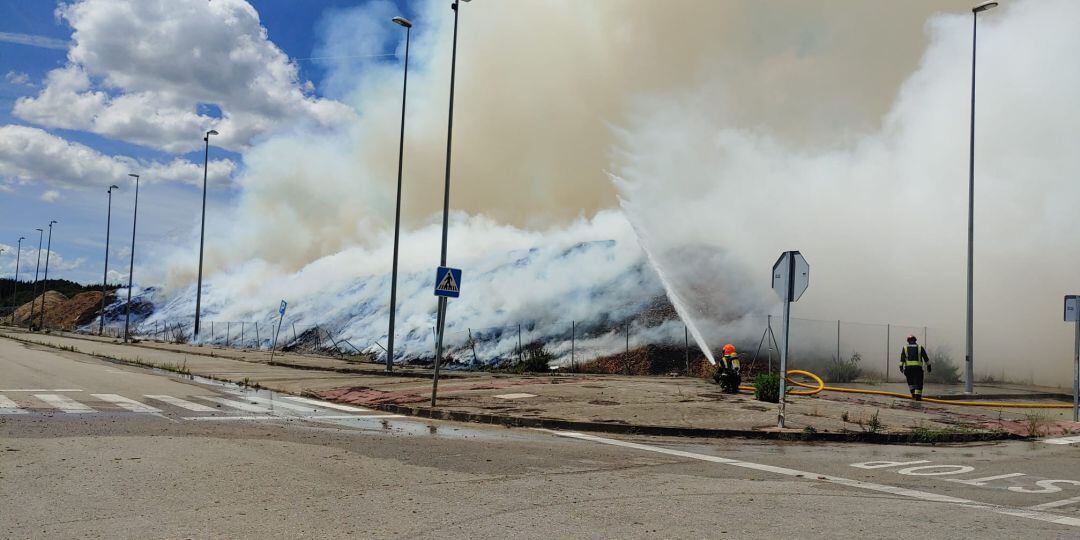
[
  {"x1": 27, "y1": 229, "x2": 42, "y2": 329},
  {"x1": 432, "y1": 0, "x2": 470, "y2": 406},
  {"x1": 124, "y1": 174, "x2": 140, "y2": 343},
  {"x1": 964, "y1": 0, "x2": 998, "y2": 394},
  {"x1": 100, "y1": 184, "x2": 119, "y2": 335},
  {"x1": 386, "y1": 14, "x2": 413, "y2": 373},
  {"x1": 39, "y1": 220, "x2": 57, "y2": 331},
  {"x1": 194, "y1": 129, "x2": 218, "y2": 341},
  {"x1": 9, "y1": 236, "x2": 24, "y2": 317}
]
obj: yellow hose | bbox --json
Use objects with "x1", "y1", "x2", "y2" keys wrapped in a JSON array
[{"x1": 737, "y1": 369, "x2": 1073, "y2": 409}]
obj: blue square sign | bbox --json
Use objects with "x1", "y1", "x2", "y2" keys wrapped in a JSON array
[{"x1": 434, "y1": 266, "x2": 462, "y2": 298}]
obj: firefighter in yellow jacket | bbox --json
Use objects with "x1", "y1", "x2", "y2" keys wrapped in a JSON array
[
  {"x1": 713, "y1": 343, "x2": 741, "y2": 394},
  {"x1": 899, "y1": 335, "x2": 931, "y2": 401}
]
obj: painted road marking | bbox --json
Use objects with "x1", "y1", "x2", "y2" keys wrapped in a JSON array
[
  {"x1": 34, "y1": 394, "x2": 95, "y2": 413},
  {"x1": 1029, "y1": 496, "x2": 1080, "y2": 511},
  {"x1": 544, "y1": 430, "x2": 1080, "y2": 528},
  {"x1": 1042, "y1": 435, "x2": 1080, "y2": 445},
  {"x1": 494, "y1": 393, "x2": 536, "y2": 400},
  {"x1": 91, "y1": 394, "x2": 162, "y2": 413},
  {"x1": 0, "y1": 389, "x2": 83, "y2": 392},
  {"x1": 144, "y1": 395, "x2": 218, "y2": 412},
  {"x1": 196, "y1": 396, "x2": 274, "y2": 413},
  {"x1": 280, "y1": 396, "x2": 371, "y2": 412},
  {"x1": 181, "y1": 414, "x2": 404, "y2": 421},
  {"x1": 243, "y1": 396, "x2": 330, "y2": 413},
  {"x1": 0, "y1": 394, "x2": 27, "y2": 414},
  {"x1": 946, "y1": 473, "x2": 1027, "y2": 487}
]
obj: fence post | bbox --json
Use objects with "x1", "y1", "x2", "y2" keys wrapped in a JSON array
[
  {"x1": 836, "y1": 320, "x2": 841, "y2": 362},
  {"x1": 625, "y1": 323, "x2": 630, "y2": 353},
  {"x1": 210, "y1": 321, "x2": 214, "y2": 344},
  {"x1": 255, "y1": 322, "x2": 260, "y2": 350},
  {"x1": 292, "y1": 323, "x2": 297, "y2": 343},
  {"x1": 923, "y1": 326, "x2": 928, "y2": 350},
  {"x1": 517, "y1": 324, "x2": 522, "y2": 364},
  {"x1": 468, "y1": 328, "x2": 478, "y2": 365},
  {"x1": 885, "y1": 323, "x2": 890, "y2": 383},
  {"x1": 226, "y1": 322, "x2": 231, "y2": 348},
  {"x1": 570, "y1": 319, "x2": 578, "y2": 367},
  {"x1": 684, "y1": 324, "x2": 689, "y2": 374}
]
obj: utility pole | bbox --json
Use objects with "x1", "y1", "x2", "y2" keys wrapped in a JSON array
[
  {"x1": 386, "y1": 15, "x2": 414, "y2": 373},
  {"x1": 27, "y1": 229, "x2": 42, "y2": 329},
  {"x1": 100, "y1": 185, "x2": 119, "y2": 334},
  {"x1": 194, "y1": 129, "x2": 219, "y2": 341},
  {"x1": 9, "y1": 236, "x2": 24, "y2": 317},
  {"x1": 124, "y1": 174, "x2": 140, "y2": 343},
  {"x1": 39, "y1": 220, "x2": 57, "y2": 331}
]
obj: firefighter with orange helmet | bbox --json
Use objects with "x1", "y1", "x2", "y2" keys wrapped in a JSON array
[{"x1": 712, "y1": 343, "x2": 742, "y2": 393}]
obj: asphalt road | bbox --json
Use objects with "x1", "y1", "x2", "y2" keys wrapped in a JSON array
[{"x1": 3, "y1": 336, "x2": 1080, "y2": 539}]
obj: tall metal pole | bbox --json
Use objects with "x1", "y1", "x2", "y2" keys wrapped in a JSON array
[
  {"x1": 965, "y1": 1, "x2": 997, "y2": 394},
  {"x1": 100, "y1": 185, "x2": 118, "y2": 335},
  {"x1": 194, "y1": 130, "x2": 218, "y2": 341},
  {"x1": 387, "y1": 16, "x2": 413, "y2": 373},
  {"x1": 432, "y1": 0, "x2": 467, "y2": 407},
  {"x1": 124, "y1": 174, "x2": 140, "y2": 343},
  {"x1": 39, "y1": 220, "x2": 57, "y2": 331},
  {"x1": 778, "y1": 254, "x2": 794, "y2": 429},
  {"x1": 9, "y1": 236, "x2": 23, "y2": 317},
  {"x1": 1073, "y1": 318, "x2": 1078, "y2": 422},
  {"x1": 27, "y1": 229, "x2": 43, "y2": 329}
]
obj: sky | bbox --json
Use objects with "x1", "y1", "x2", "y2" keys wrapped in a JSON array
[{"x1": 1, "y1": 0, "x2": 1078, "y2": 383}]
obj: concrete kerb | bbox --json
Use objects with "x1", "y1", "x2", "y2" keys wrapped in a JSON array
[
  {"x1": 346, "y1": 401, "x2": 1025, "y2": 444},
  {"x1": 0, "y1": 331, "x2": 1026, "y2": 445}
]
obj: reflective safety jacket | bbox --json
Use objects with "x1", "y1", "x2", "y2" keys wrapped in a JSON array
[
  {"x1": 721, "y1": 353, "x2": 740, "y2": 371},
  {"x1": 900, "y1": 344, "x2": 930, "y2": 369}
]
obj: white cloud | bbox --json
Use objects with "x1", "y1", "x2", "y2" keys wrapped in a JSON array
[
  {"x1": 4, "y1": 71, "x2": 32, "y2": 86},
  {"x1": 40, "y1": 189, "x2": 60, "y2": 202},
  {"x1": 12, "y1": 0, "x2": 353, "y2": 153},
  {"x1": 0, "y1": 125, "x2": 235, "y2": 191}
]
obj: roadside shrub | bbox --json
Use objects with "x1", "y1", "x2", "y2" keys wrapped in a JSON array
[
  {"x1": 926, "y1": 348, "x2": 961, "y2": 384},
  {"x1": 825, "y1": 352, "x2": 862, "y2": 383},
  {"x1": 515, "y1": 345, "x2": 554, "y2": 373},
  {"x1": 754, "y1": 373, "x2": 780, "y2": 403}
]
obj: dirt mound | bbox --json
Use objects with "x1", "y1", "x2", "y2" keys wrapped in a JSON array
[
  {"x1": 577, "y1": 345, "x2": 711, "y2": 376},
  {"x1": 4, "y1": 290, "x2": 110, "y2": 329}
]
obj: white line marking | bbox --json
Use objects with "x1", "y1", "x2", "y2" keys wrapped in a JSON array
[
  {"x1": 195, "y1": 396, "x2": 273, "y2": 413},
  {"x1": 1028, "y1": 496, "x2": 1080, "y2": 511},
  {"x1": 91, "y1": 394, "x2": 161, "y2": 413},
  {"x1": 494, "y1": 393, "x2": 536, "y2": 399},
  {"x1": 144, "y1": 395, "x2": 218, "y2": 412},
  {"x1": 34, "y1": 394, "x2": 95, "y2": 413},
  {"x1": 280, "y1": 396, "x2": 371, "y2": 412},
  {"x1": 1042, "y1": 435, "x2": 1080, "y2": 445},
  {"x1": 947, "y1": 473, "x2": 1027, "y2": 487},
  {"x1": 0, "y1": 389, "x2": 83, "y2": 392},
  {"x1": 541, "y1": 430, "x2": 1080, "y2": 528},
  {"x1": 180, "y1": 414, "x2": 404, "y2": 421},
  {"x1": 0, "y1": 394, "x2": 27, "y2": 414},
  {"x1": 243, "y1": 396, "x2": 328, "y2": 413}
]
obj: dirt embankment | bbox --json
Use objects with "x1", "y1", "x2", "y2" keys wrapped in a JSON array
[{"x1": 4, "y1": 290, "x2": 111, "y2": 329}]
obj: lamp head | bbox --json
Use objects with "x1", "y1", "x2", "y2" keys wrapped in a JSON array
[
  {"x1": 206, "y1": 129, "x2": 218, "y2": 136},
  {"x1": 19, "y1": 236, "x2": 25, "y2": 241},
  {"x1": 392, "y1": 16, "x2": 412, "y2": 28},
  {"x1": 109, "y1": 184, "x2": 119, "y2": 192},
  {"x1": 973, "y1": 1, "x2": 998, "y2": 13},
  {"x1": 49, "y1": 220, "x2": 58, "y2": 225},
  {"x1": 128, "y1": 173, "x2": 139, "y2": 179}
]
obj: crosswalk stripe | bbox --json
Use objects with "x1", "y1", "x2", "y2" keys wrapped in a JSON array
[
  {"x1": 91, "y1": 394, "x2": 161, "y2": 413},
  {"x1": 196, "y1": 396, "x2": 273, "y2": 413},
  {"x1": 34, "y1": 394, "x2": 95, "y2": 413},
  {"x1": 144, "y1": 395, "x2": 218, "y2": 412},
  {"x1": 181, "y1": 414, "x2": 405, "y2": 421},
  {"x1": 281, "y1": 396, "x2": 372, "y2": 412},
  {"x1": 0, "y1": 394, "x2": 27, "y2": 414}
]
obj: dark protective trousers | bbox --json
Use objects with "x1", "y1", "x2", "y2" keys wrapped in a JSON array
[{"x1": 904, "y1": 366, "x2": 924, "y2": 401}]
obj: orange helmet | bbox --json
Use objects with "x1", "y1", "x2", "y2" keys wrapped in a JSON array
[{"x1": 723, "y1": 343, "x2": 736, "y2": 355}]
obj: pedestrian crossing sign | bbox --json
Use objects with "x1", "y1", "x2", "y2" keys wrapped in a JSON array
[{"x1": 434, "y1": 266, "x2": 462, "y2": 298}]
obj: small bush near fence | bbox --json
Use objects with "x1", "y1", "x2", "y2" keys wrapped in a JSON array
[
  {"x1": 513, "y1": 345, "x2": 554, "y2": 373},
  {"x1": 926, "y1": 349, "x2": 962, "y2": 384},
  {"x1": 754, "y1": 373, "x2": 780, "y2": 403},
  {"x1": 825, "y1": 352, "x2": 863, "y2": 383}
]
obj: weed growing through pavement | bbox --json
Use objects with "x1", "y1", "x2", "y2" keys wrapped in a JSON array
[{"x1": 1024, "y1": 412, "x2": 1047, "y2": 437}]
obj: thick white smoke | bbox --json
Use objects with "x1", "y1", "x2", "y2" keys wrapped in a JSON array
[{"x1": 613, "y1": 0, "x2": 1080, "y2": 383}]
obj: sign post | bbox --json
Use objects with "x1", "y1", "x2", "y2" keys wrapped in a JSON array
[
  {"x1": 1065, "y1": 295, "x2": 1079, "y2": 421},
  {"x1": 432, "y1": 267, "x2": 462, "y2": 406},
  {"x1": 270, "y1": 300, "x2": 287, "y2": 363},
  {"x1": 772, "y1": 251, "x2": 809, "y2": 429}
]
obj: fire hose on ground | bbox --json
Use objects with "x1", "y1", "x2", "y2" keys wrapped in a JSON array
[{"x1": 737, "y1": 369, "x2": 1075, "y2": 409}]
